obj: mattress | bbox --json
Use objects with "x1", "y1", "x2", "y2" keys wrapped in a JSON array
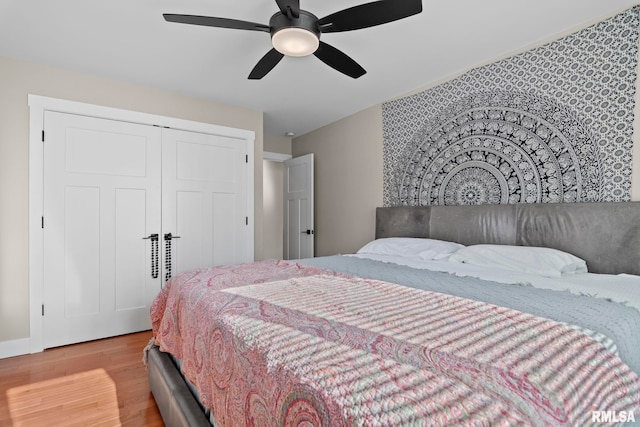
[{"x1": 149, "y1": 256, "x2": 640, "y2": 426}]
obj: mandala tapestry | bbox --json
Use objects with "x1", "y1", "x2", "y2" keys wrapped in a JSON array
[{"x1": 382, "y1": 7, "x2": 639, "y2": 206}]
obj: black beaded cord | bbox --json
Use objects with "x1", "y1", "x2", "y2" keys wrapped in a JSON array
[
  {"x1": 164, "y1": 233, "x2": 172, "y2": 282},
  {"x1": 151, "y1": 235, "x2": 159, "y2": 279}
]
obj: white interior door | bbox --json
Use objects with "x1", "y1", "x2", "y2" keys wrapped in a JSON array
[
  {"x1": 43, "y1": 111, "x2": 162, "y2": 348},
  {"x1": 161, "y1": 128, "x2": 250, "y2": 280},
  {"x1": 284, "y1": 153, "x2": 314, "y2": 259}
]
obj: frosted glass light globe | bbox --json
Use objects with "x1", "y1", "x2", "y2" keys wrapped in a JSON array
[{"x1": 272, "y1": 27, "x2": 319, "y2": 57}]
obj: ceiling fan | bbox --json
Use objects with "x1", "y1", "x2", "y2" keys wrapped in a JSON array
[{"x1": 163, "y1": 0, "x2": 423, "y2": 79}]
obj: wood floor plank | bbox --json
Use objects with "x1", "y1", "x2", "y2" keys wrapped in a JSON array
[{"x1": 0, "y1": 331, "x2": 164, "y2": 426}]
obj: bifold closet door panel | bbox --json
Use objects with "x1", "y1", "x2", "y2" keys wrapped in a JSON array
[
  {"x1": 161, "y1": 127, "x2": 249, "y2": 280},
  {"x1": 43, "y1": 111, "x2": 162, "y2": 349}
]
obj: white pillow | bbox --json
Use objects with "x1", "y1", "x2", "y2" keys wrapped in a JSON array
[
  {"x1": 448, "y1": 244, "x2": 588, "y2": 278},
  {"x1": 357, "y1": 237, "x2": 464, "y2": 261}
]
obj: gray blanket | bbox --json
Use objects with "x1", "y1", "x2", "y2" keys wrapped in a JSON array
[{"x1": 299, "y1": 255, "x2": 640, "y2": 375}]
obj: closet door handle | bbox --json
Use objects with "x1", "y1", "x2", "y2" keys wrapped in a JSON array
[{"x1": 143, "y1": 234, "x2": 159, "y2": 279}]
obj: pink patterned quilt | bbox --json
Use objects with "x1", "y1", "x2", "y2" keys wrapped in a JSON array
[{"x1": 151, "y1": 260, "x2": 640, "y2": 426}]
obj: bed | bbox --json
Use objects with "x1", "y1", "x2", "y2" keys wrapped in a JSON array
[{"x1": 146, "y1": 202, "x2": 640, "y2": 426}]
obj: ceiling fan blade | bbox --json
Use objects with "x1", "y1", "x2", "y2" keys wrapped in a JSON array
[
  {"x1": 275, "y1": 0, "x2": 300, "y2": 18},
  {"x1": 248, "y1": 49, "x2": 285, "y2": 79},
  {"x1": 163, "y1": 14, "x2": 270, "y2": 32},
  {"x1": 318, "y1": 0, "x2": 422, "y2": 33},
  {"x1": 313, "y1": 42, "x2": 366, "y2": 79}
]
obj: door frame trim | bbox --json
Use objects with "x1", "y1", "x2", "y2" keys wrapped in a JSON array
[
  {"x1": 263, "y1": 151, "x2": 292, "y2": 162},
  {"x1": 28, "y1": 95, "x2": 255, "y2": 353}
]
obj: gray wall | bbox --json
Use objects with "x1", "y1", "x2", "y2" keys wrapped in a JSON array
[
  {"x1": 293, "y1": 88, "x2": 640, "y2": 260},
  {"x1": 263, "y1": 160, "x2": 285, "y2": 260},
  {"x1": 291, "y1": 18, "x2": 640, "y2": 258},
  {"x1": 262, "y1": 134, "x2": 292, "y2": 260},
  {"x1": 293, "y1": 105, "x2": 384, "y2": 257}
]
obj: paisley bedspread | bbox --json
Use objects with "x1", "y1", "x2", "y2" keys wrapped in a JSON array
[{"x1": 151, "y1": 260, "x2": 640, "y2": 426}]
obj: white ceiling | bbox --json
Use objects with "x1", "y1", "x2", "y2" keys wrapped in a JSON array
[{"x1": 0, "y1": 0, "x2": 638, "y2": 137}]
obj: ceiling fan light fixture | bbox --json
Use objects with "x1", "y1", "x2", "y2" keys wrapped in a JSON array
[
  {"x1": 164, "y1": 0, "x2": 423, "y2": 78},
  {"x1": 272, "y1": 27, "x2": 319, "y2": 57}
]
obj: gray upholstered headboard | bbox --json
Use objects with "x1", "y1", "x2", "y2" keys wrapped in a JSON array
[{"x1": 376, "y1": 202, "x2": 640, "y2": 275}]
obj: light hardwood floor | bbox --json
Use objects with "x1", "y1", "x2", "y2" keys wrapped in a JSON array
[{"x1": 0, "y1": 331, "x2": 164, "y2": 426}]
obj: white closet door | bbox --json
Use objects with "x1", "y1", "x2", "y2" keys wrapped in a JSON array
[
  {"x1": 43, "y1": 112, "x2": 162, "y2": 348},
  {"x1": 161, "y1": 128, "x2": 249, "y2": 280}
]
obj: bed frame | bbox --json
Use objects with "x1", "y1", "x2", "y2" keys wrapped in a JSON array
[
  {"x1": 147, "y1": 345, "x2": 211, "y2": 426},
  {"x1": 148, "y1": 201, "x2": 640, "y2": 426}
]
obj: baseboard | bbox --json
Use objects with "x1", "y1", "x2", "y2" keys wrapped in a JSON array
[{"x1": 0, "y1": 337, "x2": 31, "y2": 359}]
